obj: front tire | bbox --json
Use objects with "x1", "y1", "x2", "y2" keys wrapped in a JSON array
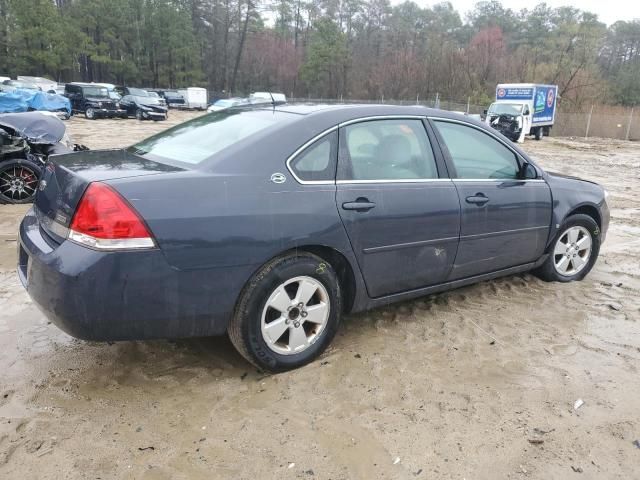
[
  {"x1": 534, "y1": 214, "x2": 600, "y2": 282},
  {"x1": 136, "y1": 109, "x2": 144, "y2": 120},
  {"x1": 85, "y1": 108, "x2": 96, "y2": 120},
  {"x1": 228, "y1": 252, "x2": 342, "y2": 372},
  {"x1": 0, "y1": 159, "x2": 42, "y2": 204}
]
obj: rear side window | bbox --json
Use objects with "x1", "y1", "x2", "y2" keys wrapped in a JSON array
[
  {"x1": 339, "y1": 119, "x2": 438, "y2": 181},
  {"x1": 433, "y1": 121, "x2": 520, "y2": 179},
  {"x1": 289, "y1": 131, "x2": 337, "y2": 182},
  {"x1": 129, "y1": 110, "x2": 294, "y2": 165}
]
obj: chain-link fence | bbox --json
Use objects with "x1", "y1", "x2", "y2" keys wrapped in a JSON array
[{"x1": 288, "y1": 97, "x2": 640, "y2": 140}]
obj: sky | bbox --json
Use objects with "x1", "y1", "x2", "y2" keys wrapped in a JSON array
[{"x1": 409, "y1": 0, "x2": 639, "y2": 25}]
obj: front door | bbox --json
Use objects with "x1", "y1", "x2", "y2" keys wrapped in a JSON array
[
  {"x1": 431, "y1": 119, "x2": 552, "y2": 280},
  {"x1": 336, "y1": 118, "x2": 461, "y2": 298}
]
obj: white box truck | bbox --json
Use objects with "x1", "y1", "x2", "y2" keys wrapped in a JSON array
[
  {"x1": 485, "y1": 83, "x2": 558, "y2": 143},
  {"x1": 178, "y1": 87, "x2": 208, "y2": 110}
]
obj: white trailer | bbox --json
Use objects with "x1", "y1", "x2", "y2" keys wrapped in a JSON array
[
  {"x1": 178, "y1": 87, "x2": 208, "y2": 110},
  {"x1": 485, "y1": 83, "x2": 558, "y2": 143}
]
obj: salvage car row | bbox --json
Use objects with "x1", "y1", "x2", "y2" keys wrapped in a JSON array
[{"x1": 0, "y1": 77, "x2": 210, "y2": 120}]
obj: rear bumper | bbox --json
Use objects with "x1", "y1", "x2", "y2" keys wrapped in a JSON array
[{"x1": 18, "y1": 208, "x2": 252, "y2": 341}]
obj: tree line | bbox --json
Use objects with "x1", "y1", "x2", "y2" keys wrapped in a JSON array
[{"x1": 0, "y1": 0, "x2": 639, "y2": 107}]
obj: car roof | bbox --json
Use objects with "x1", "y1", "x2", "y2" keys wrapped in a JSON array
[{"x1": 245, "y1": 103, "x2": 481, "y2": 127}]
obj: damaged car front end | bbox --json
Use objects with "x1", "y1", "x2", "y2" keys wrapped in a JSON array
[
  {"x1": 0, "y1": 112, "x2": 87, "y2": 204},
  {"x1": 487, "y1": 113, "x2": 522, "y2": 142}
]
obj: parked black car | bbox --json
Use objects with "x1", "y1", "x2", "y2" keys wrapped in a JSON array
[
  {"x1": 116, "y1": 87, "x2": 168, "y2": 120},
  {"x1": 64, "y1": 83, "x2": 127, "y2": 120},
  {"x1": 19, "y1": 105, "x2": 609, "y2": 372}
]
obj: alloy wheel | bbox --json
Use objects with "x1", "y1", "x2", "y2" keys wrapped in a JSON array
[
  {"x1": 0, "y1": 165, "x2": 39, "y2": 202},
  {"x1": 261, "y1": 276, "x2": 330, "y2": 355},
  {"x1": 553, "y1": 226, "x2": 592, "y2": 276}
]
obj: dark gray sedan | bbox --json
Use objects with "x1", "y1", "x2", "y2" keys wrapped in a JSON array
[{"x1": 18, "y1": 105, "x2": 609, "y2": 371}]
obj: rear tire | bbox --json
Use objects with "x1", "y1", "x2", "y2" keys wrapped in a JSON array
[
  {"x1": 228, "y1": 252, "x2": 342, "y2": 372},
  {"x1": 534, "y1": 127, "x2": 543, "y2": 140},
  {"x1": 136, "y1": 109, "x2": 143, "y2": 121},
  {"x1": 533, "y1": 214, "x2": 600, "y2": 282}
]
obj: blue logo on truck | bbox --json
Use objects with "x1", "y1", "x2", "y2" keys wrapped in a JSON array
[{"x1": 532, "y1": 86, "x2": 557, "y2": 124}]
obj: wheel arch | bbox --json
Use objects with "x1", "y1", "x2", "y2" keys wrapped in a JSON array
[
  {"x1": 546, "y1": 202, "x2": 602, "y2": 252},
  {"x1": 239, "y1": 244, "x2": 359, "y2": 315},
  {"x1": 286, "y1": 245, "x2": 358, "y2": 314},
  {"x1": 566, "y1": 203, "x2": 601, "y2": 229}
]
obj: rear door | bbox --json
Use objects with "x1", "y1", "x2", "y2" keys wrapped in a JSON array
[
  {"x1": 336, "y1": 117, "x2": 460, "y2": 298},
  {"x1": 430, "y1": 118, "x2": 552, "y2": 280}
]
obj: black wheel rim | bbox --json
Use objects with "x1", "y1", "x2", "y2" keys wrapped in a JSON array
[{"x1": 0, "y1": 165, "x2": 39, "y2": 202}]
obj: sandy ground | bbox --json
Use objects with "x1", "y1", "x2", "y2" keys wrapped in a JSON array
[{"x1": 1, "y1": 114, "x2": 639, "y2": 479}]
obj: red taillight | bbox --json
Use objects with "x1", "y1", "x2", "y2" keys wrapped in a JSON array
[{"x1": 68, "y1": 182, "x2": 155, "y2": 250}]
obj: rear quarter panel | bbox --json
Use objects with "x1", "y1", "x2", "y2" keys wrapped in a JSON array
[{"x1": 109, "y1": 171, "x2": 353, "y2": 271}]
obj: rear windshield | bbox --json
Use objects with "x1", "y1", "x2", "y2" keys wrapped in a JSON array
[{"x1": 129, "y1": 109, "x2": 295, "y2": 165}]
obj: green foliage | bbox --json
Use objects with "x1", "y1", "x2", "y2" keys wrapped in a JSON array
[
  {"x1": 0, "y1": 0, "x2": 637, "y2": 105},
  {"x1": 300, "y1": 18, "x2": 347, "y2": 96}
]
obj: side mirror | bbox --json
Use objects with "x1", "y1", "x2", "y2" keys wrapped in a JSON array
[{"x1": 522, "y1": 163, "x2": 538, "y2": 180}]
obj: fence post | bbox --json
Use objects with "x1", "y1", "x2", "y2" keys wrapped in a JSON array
[
  {"x1": 585, "y1": 105, "x2": 594, "y2": 139},
  {"x1": 381, "y1": 94, "x2": 384, "y2": 103},
  {"x1": 625, "y1": 107, "x2": 634, "y2": 141},
  {"x1": 466, "y1": 96, "x2": 470, "y2": 114},
  {"x1": 435, "y1": 92, "x2": 440, "y2": 109},
  {"x1": 416, "y1": 94, "x2": 419, "y2": 105}
]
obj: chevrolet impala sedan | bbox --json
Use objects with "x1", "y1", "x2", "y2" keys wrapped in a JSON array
[{"x1": 18, "y1": 105, "x2": 609, "y2": 371}]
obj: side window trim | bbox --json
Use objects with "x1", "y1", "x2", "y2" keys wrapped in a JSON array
[
  {"x1": 428, "y1": 117, "x2": 534, "y2": 181},
  {"x1": 286, "y1": 127, "x2": 338, "y2": 185},
  {"x1": 337, "y1": 116, "x2": 442, "y2": 183}
]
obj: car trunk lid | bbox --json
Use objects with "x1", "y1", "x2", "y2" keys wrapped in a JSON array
[{"x1": 34, "y1": 149, "x2": 183, "y2": 244}]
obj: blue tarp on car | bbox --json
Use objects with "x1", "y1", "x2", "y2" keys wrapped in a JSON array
[
  {"x1": 0, "y1": 89, "x2": 71, "y2": 115},
  {"x1": 0, "y1": 91, "x2": 29, "y2": 113},
  {"x1": 29, "y1": 91, "x2": 71, "y2": 115}
]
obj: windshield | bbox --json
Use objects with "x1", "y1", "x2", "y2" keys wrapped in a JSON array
[
  {"x1": 134, "y1": 95, "x2": 159, "y2": 105},
  {"x1": 129, "y1": 110, "x2": 293, "y2": 165},
  {"x1": 488, "y1": 103, "x2": 523, "y2": 115},
  {"x1": 214, "y1": 99, "x2": 234, "y2": 107},
  {"x1": 82, "y1": 86, "x2": 109, "y2": 98},
  {"x1": 149, "y1": 92, "x2": 159, "y2": 98},
  {"x1": 128, "y1": 88, "x2": 149, "y2": 97}
]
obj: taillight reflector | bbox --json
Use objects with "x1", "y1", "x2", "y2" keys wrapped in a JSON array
[{"x1": 68, "y1": 182, "x2": 155, "y2": 250}]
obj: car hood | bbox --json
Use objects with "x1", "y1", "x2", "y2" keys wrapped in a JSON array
[
  {"x1": 0, "y1": 111, "x2": 65, "y2": 144},
  {"x1": 546, "y1": 170, "x2": 599, "y2": 186}
]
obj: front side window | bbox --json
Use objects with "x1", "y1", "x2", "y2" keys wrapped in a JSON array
[
  {"x1": 433, "y1": 121, "x2": 520, "y2": 179},
  {"x1": 289, "y1": 131, "x2": 337, "y2": 182},
  {"x1": 339, "y1": 119, "x2": 438, "y2": 180}
]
